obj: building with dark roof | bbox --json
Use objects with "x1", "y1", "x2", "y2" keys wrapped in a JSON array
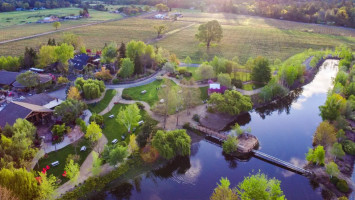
[
  {"x1": 21, "y1": 93, "x2": 63, "y2": 108},
  {"x1": 69, "y1": 53, "x2": 90, "y2": 71},
  {"x1": 0, "y1": 101, "x2": 53, "y2": 127},
  {"x1": 0, "y1": 70, "x2": 20, "y2": 86},
  {"x1": 12, "y1": 74, "x2": 53, "y2": 88}
]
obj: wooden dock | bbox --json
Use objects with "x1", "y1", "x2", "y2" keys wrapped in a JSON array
[{"x1": 190, "y1": 124, "x2": 313, "y2": 176}]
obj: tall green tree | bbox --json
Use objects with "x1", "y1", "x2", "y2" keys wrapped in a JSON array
[
  {"x1": 102, "y1": 42, "x2": 118, "y2": 64},
  {"x1": 91, "y1": 151, "x2": 102, "y2": 176},
  {"x1": 54, "y1": 99, "x2": 87, "y2": 124},
  {"x1": 105, "y1": 144, "x2": 128, "y2": 166},
  {"x1": 154, "y1": 24, "x2": 167, "y2": 38},
  {"x1": 331, "y1": 142, "x2": 345, "y2": 160},
  {"x1": 319, "y1": 93, "x2": 346, "y2": 121},
  {"x1": 208, "y1": 90, "x2": 253, "y2": 115},
  {"x1": 237, "y1": 172, "x2": 286, "y2": 200},
  {"x1": 195, "y1": 20, "x2": 223, "y2": 49},
  {"x1": 55, "y1": 43, "x2": 74, "y2": 72},
  {"x1": 116, "y1": 104, "x2": 141, "y2": 133},
  {"x1": 251, "y1": 56, "x2": 271, "y2": 84},
  {"x1": 210, "y1": 177, "x2": 238, "y2": 200},
  {"x1": 196, "y1": 63, "x2": 215, "y2": 80},
  {"x1": 325, "y1": 162, "x2": 340, "y2": 178},
  {"x1": 217, "y1": 73, "x2": 232, "y2": 88},
  {"x1": 151, "y1": 129, "x2": 191, "y2": 160},
  {"x1": 119, "y1": 58, "x2": 134, "y2": 78},
  {"x1": 222, "y1": 135, "x2": 239, "y2": 154},
  {"x1": 53, "y1": 21, "x2": 61, "y2": 30},
  {"x1": 62, "y1": 33, "x2": 83, "y2": 50},
  {"x1": 85, "y1": 122, "x2": 102, "y2": 150},
  {"x1": 24, "y1": 47, "x2": 37, "y2": 68},
  {"x1": 313, "y1": 121, "x2": 337, "y2": 147},
  {"x1": 64, "y1": 159, "x2": 80, "y2": 184},
  {"x1": 155, "y1": 79, "x2": 178, "y2": 128}
]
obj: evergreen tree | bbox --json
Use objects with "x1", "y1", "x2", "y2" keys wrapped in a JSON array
[
  {"x1": 134, "y1": 53, "x2": 143, "y2": 74},
  {"x1": 24, "y1": 47, "x2": 37, "y2": 68},
  {"x1": 118, "y1": 42, "x2": 126, "y2": 59}
]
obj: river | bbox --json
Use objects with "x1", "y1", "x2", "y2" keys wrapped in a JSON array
[{"x1": 94, "y1": 59, "x2": 339, "y2": 200}]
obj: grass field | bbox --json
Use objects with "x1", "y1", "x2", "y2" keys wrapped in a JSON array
[
  {"x1": 1, "y1": 10, "x2": 355, "y2": 63},
  {"x1": 102, "y1": 103, "x2": 148, "y2": 143},
  {"x1": 0, "y1": 8, "x2": 122, "y2": 41},
  {"x1": 88, "y1": 89, "x2": 117, "y2": 114},
  {"x1": 122, "y1": 80, "x2": 164, "y2": 106},
  {"x1": 35, "y1": 138, "x2": 91, "y2": 183}
]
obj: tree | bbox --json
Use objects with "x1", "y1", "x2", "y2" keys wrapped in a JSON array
[
  {"x1": 54, "y1": 99, "x2": 87, "y2": 124},
  {"x1": 118, "y1": 42, "x2": 126, "y2": 60},
  {"x1": 91, "y1": 151, "x2": 102, "y2": 176},
  {"x1": 24, "y1": 47, "x2": 37, "y2": 68},
  {"x1": 134, "y1": 53, "x2": 143, "y2": 74},
  {"x1": 53, "y1": 21, "x2": 61, "y2": 30},
  {"x1": 38, "y1": 172, "x2": 57, "y2": 200},
  {"x1": 196, "y1": 63, "x2": 215, "y2": 80},
  {"x1": 154, "y1": 25, "x2": 167, "y2": 38},
  {"x1": 326, "y1": 162, "x2": 340, "y2": 178},
  {"x1": 237, "y1": 172, "x2": 286, "y2": 200},
  {"x1": 102, "y1": 42, "x2": 117, "y2": 64},
  {"x1": 37, "y1": 45, "x2": 57, "y2": 68},
  {"x1": 119, "y1": 58, "x2": 134, "y2": 78},
  {"x1": 151, "y1": 129, "x2": 191, "y2": 160},
  {"x1": 95, "y1": 67, "x2": 113, "y2": 81},
  {"x1": 116, "y1": 104, "x2": 141, "y2": 133},
  {"x1": 210, "y1": 177, "x2": 238, "y2": 200},
  {"x1": 163, "y1": 62, "x2": 175, "y2": 74},
  {"x1": 182, "y1": 81, "x2": 201, "y2": 115},
  {"x1": 195, "y1": 20, "x2": 223, "y2": 49},
  {"x1": 184, "y1": 56, "x2": 192, "y2": 65},
  {"x1": 64, "y1": 159, "x2": 80, "y2": 184},
  {"x1": 222, "y1": 135, "x2": 239, "y2": 154},
  {"x1": 331, "y1": 142, "x2": 345, "y2": 160},
  {"x1": 155, "y1": 3, "x2": 169, "y2": 12},
  {"x1": 106, "y1": 144, "x2": 128, "y2": 166},
  {"x1": 314, "y1": 145, "x2": 325, "y2": 165},
  {"x1": 155, "y1": 79, "x2": 178, "y2": 128},
  {"x1": 62, "y1": 33, "x2": 83, "y2": 50},
  {"x1": 55, "y1": 43, "x2": 75, "y2": 73},
  {"x1": 251, "y1": 56, "x2": 271, "y2": 84},
  {"x1": 208, "y1": 90, "x2": 253, "y2": 115},
  {"x1": 313, "y1": 121, "x2": 337, "y2": 147},
  {"x1": 85, "y1": 122, "x2": 102, "y2": 150},
  {"x1": 143, "y1": 5, "x2": 150, "y2": 12},
  {"x1": 57, "y1": 76, "x2": 69, "y2": 84},
  {"x1": 67, "y1": 86, "x2": 81, "y2": 100},
  {"x1": 319, "y1": 93, "x2": 346, "y2": 121},
  {"x1": 16, "y1": 71, "x2": 39, "y2": 89},
  {"x1": 128, "y1": 134, "x2": 139, "y2": 154},
  {"x1": 218, "y1": 73, "x2": 232, "y2": 88},
  {"x1": 74, "y1": 78, "x2": 105, "y2": 100}
]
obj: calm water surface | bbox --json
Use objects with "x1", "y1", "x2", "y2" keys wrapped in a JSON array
[{"x1": 96, "y1": 60, "x2": 340, "y2": 200}]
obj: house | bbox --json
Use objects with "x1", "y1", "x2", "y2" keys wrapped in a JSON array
[
  {"x1": 208, "y1": 83, "x2": 227, "y2": 95},
  {"x1": 0, "y1": 70, "x2": 20, "y2": 88},
  {"x1": 69, "y1": 54, "x2": 100, "y2": 73},
  {"x1": 0, "y1": 93, "x2": 62, "y2": 127},
  {"x1": 37, "y1": 16, "x2": 59, "y2": 23}
]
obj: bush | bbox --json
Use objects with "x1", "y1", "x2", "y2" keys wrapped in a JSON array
[
  {"x1": 232, "y1": 78, "x2": 243, "y2": 88},
  {"x1": 122, "y1": 93, "x2": 132, "y2": 100},
  {"x1": 336, "y1": 179, "x2": 349, "y2": 193},
  {"x1": 178, "y1": 67, "x2": 187, "y2": 74},
  {"x1": 330, "y1": 176, "x2": 339, "y2": 185},
  {"x1": 76, "y1": 118, "x2": 87, "y2": 133},
  {"x1": 184, "y1": 72, "x2": 192, "y2": 77},
  {"x1": 192, "y1": 114, "x2": 200, "y2": 122},
  {"x1": 136, "y1": 102, "x2": 145, "y2": 110},
  {"x1": 183, "y1": 122, "x2": 191, "y2": 129},
  {"x1": 112, "y1": 78, "x2": 120, "y2": 84},
  {"x1": 89, "y1": 113, "x2": 104, "y2": 125},
  {"x1": 342, "y1": 140, "x2": 355, "y2": 155}
]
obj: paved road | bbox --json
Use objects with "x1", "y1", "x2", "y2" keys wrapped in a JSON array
[{"x1": 106, "y1": 71, "x2": 163, "y2": 89}]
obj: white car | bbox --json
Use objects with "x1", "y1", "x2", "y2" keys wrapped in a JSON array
[
  {"x1": 109, "y1": 114, "x2": 114, "y2": 119},
  {"x1": 80, "y1": 146, "x2": 86, "y2": 151},
  {"x1": 112, "y1": 139, "x2": 118, "y2": 144}
]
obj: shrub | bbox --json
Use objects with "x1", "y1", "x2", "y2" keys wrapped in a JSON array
[
  {"x1": 178, "y1": 67, "x2": 187, "y2": 74},
  {"x1": 184, "y1": 72, "x2": 192, "y2": 77},
  {"x1": 192, "y1": 114, "x2": 200, "y2": 122},
  {"x1": 76, "y1": 118, "x2": 87, "y2": 133},
  {"x1": 183, "y1": 122, "x2": 190, "y2": 129},
  {"x1": 89, "y1": 113, "x2": 104, "y2": 125},
  {"x1": 342, "y1": 140, "x2": 355, "y2": 155},
  {"x1": 136, "y1": 102, "x2": 145, "y2": 110},
  {"x1": 57, "y1": 76, "x2": 69, "y2": 84},
  {"x1": 122, "y1": 93, "x2": 132, "y2": 100},
  {"x1": 330, "y1": 176, "x2": 339, "y2": 185},
  {"x1": 232, "y1": 78, "x2": 243, "y2": 88},
  {"x1": 112, "y1": 78, "x2": 120, "y2": 84},
  {"x1": 336, "y1": 179, "x2": 349, "y2": 193},
  {"x1": 222, "y1": 136, "x2": 238, "y2": 154}
]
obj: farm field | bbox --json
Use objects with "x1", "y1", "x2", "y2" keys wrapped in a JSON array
[
  {"x1": 0, "y1": 8, "x2": 122, "y2": 41},
  {"x1": 1, "y1": 10, "x2": 355, "y2": 63},
  {"x1": 0, "y1": 17, "x2": 190, "y2": 56}
]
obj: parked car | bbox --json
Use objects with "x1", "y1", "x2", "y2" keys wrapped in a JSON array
[{"x1": 109, "y1": 114, "x2": 115, "y2": 119}]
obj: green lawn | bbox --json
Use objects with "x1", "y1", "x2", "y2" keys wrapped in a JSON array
[
  {"x1": 102, "y1": 103, "x2": 149, "y2": 143},
  {"x1": 199, "y1": 86, "x2": 208, "y2": 100},
  {"x1": 122, "y1": 80, "x2": 163, "y2": 106},
  {"x1": 180, "y1": 67, "x2": 200, "y2": 80},
  {"x1": 35, "y1": 138, "x2": 91, "y2": 184},
  {"x1": 88, "y1": 89, "x2": 117, "y2": 114}
]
